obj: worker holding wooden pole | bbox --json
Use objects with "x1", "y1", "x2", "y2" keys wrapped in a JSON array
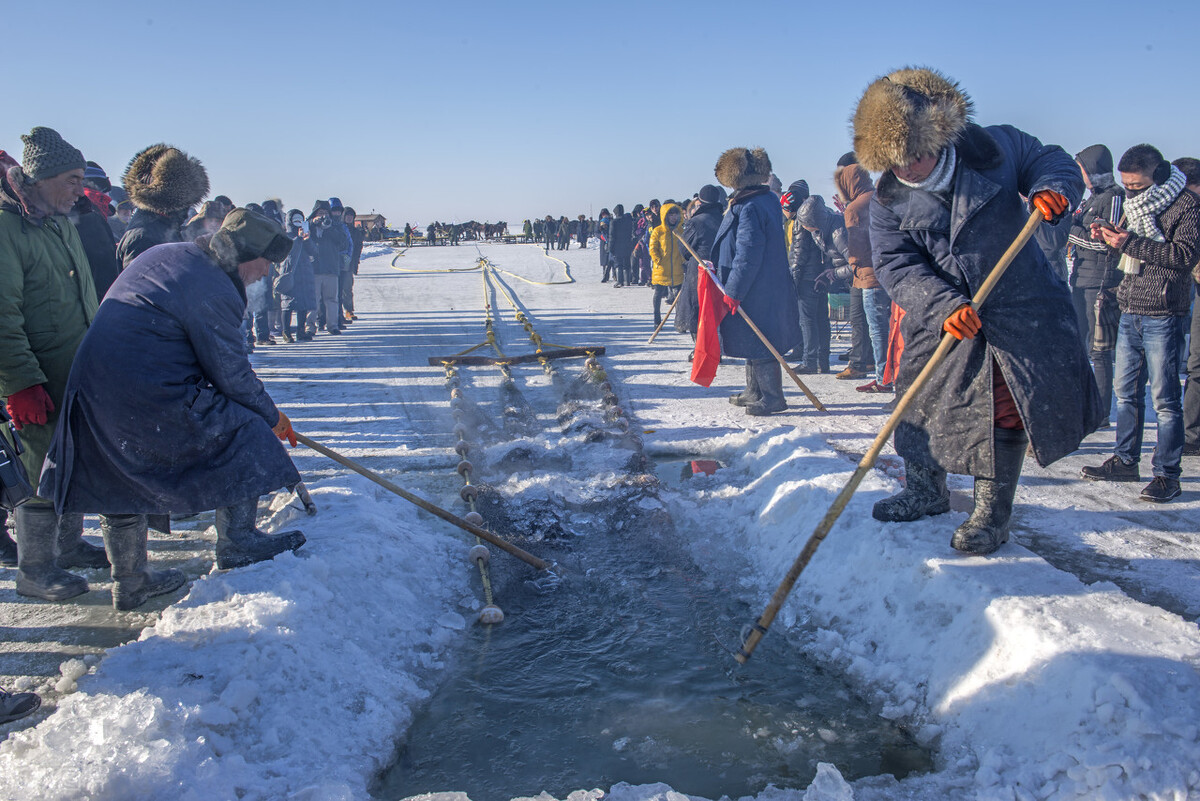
[
  {"x1": 736, "y1": 66, "x2": 1103, "y2": 663},
  {"x1": 707, "y1": 146, "x2": 805, "y2": 417}
]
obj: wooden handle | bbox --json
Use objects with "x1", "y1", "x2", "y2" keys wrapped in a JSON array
[{"x1": 294, "y1": 432, "x2": 551, "y2": 571}]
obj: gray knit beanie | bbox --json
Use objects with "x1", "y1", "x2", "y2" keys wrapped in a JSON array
[{"x1": 20, "y1": 127, "x2": 86, "y2": 183}]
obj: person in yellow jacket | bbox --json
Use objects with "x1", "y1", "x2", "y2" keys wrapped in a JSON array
[{"x1": 649, "y1": 202, "x2": 685, "y2": 328}]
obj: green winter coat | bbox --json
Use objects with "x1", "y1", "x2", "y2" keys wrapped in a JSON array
[{"x1": 0, "y1": 197, "x2": 98, "y2": 484}]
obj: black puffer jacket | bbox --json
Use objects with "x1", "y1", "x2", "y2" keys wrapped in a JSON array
[
  {"x1": 1068, "y1": 144, "x2": 1124, "y2": 290},
  {"x1": 116, "y1": 208, "x2": 188, "y2": 269},
  {"x1": 69, "y1": 197, "x2": 121, "y2": 300},
  {"x1": 675, "y1": 200, "x2": 722, "y2": 334}
]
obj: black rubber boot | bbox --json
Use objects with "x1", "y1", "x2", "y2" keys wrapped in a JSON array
[
  {"x1": 103, "y1": 514, "x2": 187, "y2": 611},
  {"x1": 56, "y1": 512, "x2": 110, "y2": 570},
  {"x1": 872, "y1": 461, "x2": 951, "y2": 522},
  {"x1": 745, "y1": 359, "x2": 788, "y2": 416},
  {"x1": 729, "y1": 361, "x2": 762, "y2": 407},
  {"x1": 15, "y1": 504, "x2": 89, "y2": 601},
  {"x1": 951, "y1": 428, "x2": 1027, "y2": 555},
  {"x1": 215, "y1": 497, "x2": 306, "y2": 570}
]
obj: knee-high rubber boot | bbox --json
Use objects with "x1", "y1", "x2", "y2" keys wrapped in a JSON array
[
  {"x1": 746, "y1": 359, "x2": 787, "y2": 416},
  {"x1": 952, "y1": 428, "x2": 1028, "y2": 555},
  {"x1": 730, "y1": 361, "x2": 762, "y2": 407},
  {"x1": 102, "y1": 514, "x2": 186, "y2": 611},
  {"x1": 872, "y1": 460, "x2": 951, "y2": 522},
  {"x1": 56, "y1": 512, "x2": 110, "y2": 570},
  {"x1": 15, "y1": 504, "x2": 89, "y2": 601},
  {"x1": 214, "y1": 497, "x2": 306, "y2": 570}
]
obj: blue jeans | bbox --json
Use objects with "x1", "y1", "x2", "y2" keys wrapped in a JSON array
[
  {"x1": 1113, "y1": 314, "x2": 1186, "y2": 479},
  {"x1": 862, "y1": 287, "x2": 892, "y2": 384}
]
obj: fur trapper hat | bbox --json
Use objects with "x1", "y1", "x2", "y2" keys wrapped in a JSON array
[
  {"x1": 714, "y1": 147, "x2": 772, "y2": 190},
  {"x1": 852, "y1": 67, "x2": 973, "y2": 172},
  {"x1": 123, "y1": 144, "x2": 209, "y2": 215}
]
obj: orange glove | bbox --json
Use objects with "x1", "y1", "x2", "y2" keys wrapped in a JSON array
[
  {"x1": 1031, "y1": 190, "x2": 1069, "y2": 222},
  {"x1": 943, "y1": 304, "x2": 982, "y2": 340},
  {"x1": 722, "y1": 295, "x2": 740, "y2": 316},
  {"x1": 5, "y1": 384, "x2": 55, "y2": 429},
  {"x1": 272, "y1": 410, "x2": 297, "y2": 447}
]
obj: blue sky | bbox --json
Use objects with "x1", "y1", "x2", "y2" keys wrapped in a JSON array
[{"x1": 4, "y1": 0, "x2": 1195, "y2": 227}]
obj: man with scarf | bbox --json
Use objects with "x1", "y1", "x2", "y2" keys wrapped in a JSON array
[
  {"x1": 854, "y1": 68, "x2": 1100, "y2": 555},
  {"x1": 1081, "y1": 145, "x2": 1200, "y2": 502}
]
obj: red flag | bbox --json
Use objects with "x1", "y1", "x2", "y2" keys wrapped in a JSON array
[{"x1": 690, "y1": 263, "x2": 729, "y2": 386}]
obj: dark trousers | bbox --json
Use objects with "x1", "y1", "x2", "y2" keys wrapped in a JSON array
[
  {"x1": 1185, "y1": 291, "x2": 1200, "y2": 448},
  {"x1": 652, "y1": 284, "x2": 679, "y2": 327},
  {"x1": 848, "y1": 288, "x2": 872, "y2": 371},
  {"x1": 797, "y1": 282, "x2": 830, "y2": 370},
  {"x1": 1072, "y1": 286, "x2": 1116, "y2": 421},
  {"x1": 615, "y1": 252, "x2": 633, "y2": 285}
]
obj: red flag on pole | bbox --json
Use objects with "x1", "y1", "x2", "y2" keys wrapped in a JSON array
[{"x1": 690, "y1": 262, "x2": 729, "y2": 386}]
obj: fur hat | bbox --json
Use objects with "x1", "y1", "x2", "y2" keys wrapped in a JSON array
[
  {"x1": 123, "y1": 144, "x2": 209, "y2": 215},
  {"x1": 714, "y1": 147, "x2": 772, "y2": 190},
  {"x1": 852, "y1": 67, "x2": 973, "y2": 172}
]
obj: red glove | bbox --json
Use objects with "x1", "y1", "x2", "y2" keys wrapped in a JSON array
[
  {"x1": 943, "y1": 305, "x2": 982, "y2": 341},
  {"x1": 722, "y1": 295, "x2": 740, "y2": 316},
  {"x1": 272, "y1": 410, "x2": 298, "y2": 447},
  {"x1": 1031, "y1": 190, "x2": 1069, "y2": 222},
  {"x1": 5, "y1": 384, "x2": 54, "y2": 429}
]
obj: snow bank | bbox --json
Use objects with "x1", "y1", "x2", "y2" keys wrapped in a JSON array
[
  {"x1": 672, "y1": 426, "x2": 1200, "y2": 800},
  {"x1": 0, "y1": 475, "x2": 472, "y2": 800}
]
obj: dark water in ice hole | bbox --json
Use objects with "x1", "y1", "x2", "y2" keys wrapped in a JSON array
[{"x1": 373, "y1": 477, "x2": 931, "y2": 801}]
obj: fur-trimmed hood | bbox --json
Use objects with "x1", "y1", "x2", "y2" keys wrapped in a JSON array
[
  {"x1": 852, "y1": 67, "x2": 973, "y2": 173},
  {"x1": 714, "y1": 147, "x2": 772, "y2": 190},
  {"x1": 123, "y1": 144, "x2": 209, "y2": 215}
]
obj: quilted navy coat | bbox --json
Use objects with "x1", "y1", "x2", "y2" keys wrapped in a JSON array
[
  {"x1": 39, "y1": 241, "x2": 300, "y2": 514},
  {"x1": 870, "y1": 123, "x2": 1103, "y2": 476},
  {"x1": 710, "y1": 189, "x2": 801, "y2": 359}
]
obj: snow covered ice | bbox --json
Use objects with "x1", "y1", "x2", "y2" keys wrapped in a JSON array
[{"x1": 2, "y1": 242, "x2": 1199, "y2": 800}]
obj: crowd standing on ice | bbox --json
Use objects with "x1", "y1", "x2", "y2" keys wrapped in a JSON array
[{"x1": 2, "y1": 65, "x2": 1200, "y2": 726}]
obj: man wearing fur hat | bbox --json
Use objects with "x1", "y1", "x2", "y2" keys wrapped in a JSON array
[
  {"x1": 40, "y1": 208, "x2": 306, "y2": 596},
  {"x1": 1, "y1": 128, "x2": 110, "y2": 602},
  {"x1": 116, "y1": 143, "x2": 209, "y2": 269},
  {"x1": 854, "y1": 67, "x2": 1102, "y2": 554},
  {"x1": 711, "y1": 147, "x2": 802, "y2": 416}
]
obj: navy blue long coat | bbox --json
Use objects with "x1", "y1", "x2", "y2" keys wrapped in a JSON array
[
  {"x1": 869, "y1": 123, "x2": 1103, "y2": 477},
  {"x1": 39, "y1": 242, "x2": 300, "y2": 514},
  {"x1": 710, "y1": 189, "x2": 801, "y2": 359}
]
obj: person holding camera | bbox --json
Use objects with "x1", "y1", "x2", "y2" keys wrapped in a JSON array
[{"x1": 1081, "y1": 145, "x2": 1200, "y2": 502}]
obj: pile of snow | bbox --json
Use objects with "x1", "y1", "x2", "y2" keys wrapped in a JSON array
[
  {"x1": 0, "y1": 475, "x2": 473, "y2": 801},
  {"x1": 666, "y1": 427, "x2": 1200, "y2": 799}
]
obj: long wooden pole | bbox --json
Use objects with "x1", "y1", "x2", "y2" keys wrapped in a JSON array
[
  {"x1": 294, "y1": 432, "x2": 551, "y2": 571},
  {"x1": 647, "y1": 289, "x2": 684, "y2": 344},
  {"x1": 673, "y1": 231, "x2": 827, "y2": 413},
  {"x1": 734, "y1": 209, "x2": 1046, "y2": 664}
]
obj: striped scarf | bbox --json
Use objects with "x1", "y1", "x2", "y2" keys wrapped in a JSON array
[{"x1": 1124, "y1": 164, "x2": 1186, "y2": 243}]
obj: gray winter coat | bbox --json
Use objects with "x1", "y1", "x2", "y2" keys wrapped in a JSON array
[{"x1": 869, "y1": 123, "x2": 1102, "y2": 476}]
